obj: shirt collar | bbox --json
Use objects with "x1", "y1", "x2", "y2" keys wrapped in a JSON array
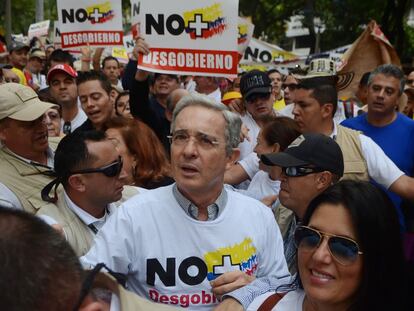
[
  {"x1": 2, "y1": 145, "x2": 54, "y2": 168},
  {"x1": 330, "y1": 121, "x2": 338, "y2": 140},
  {"x1": 172, "y1": 183, "x2": 227, "y2": 221},
  {"x1": 63, "y1": 190, "x2": 113, "y2": 230}
]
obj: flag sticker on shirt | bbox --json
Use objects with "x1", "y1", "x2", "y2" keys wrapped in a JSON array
[{"x1": 204, "y1": 237, "x2": 258, "y2": 281}]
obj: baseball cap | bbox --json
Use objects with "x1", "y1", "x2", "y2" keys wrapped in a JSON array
[
  {"x1": 0, "y1": 83, "x2": 57, "y2": 121},
  {"x1": 47, "y1": 64, "x2": 77, "y2": 83},
  {"x1": 261, "y1": 133, "x2": 344, "y2": 177},
  {"x1": 7, "y1": 41, "x2": 30, "y2": 54},
  {"x1": 240, "y1": 70, "x2": 272, "y2": 100}
]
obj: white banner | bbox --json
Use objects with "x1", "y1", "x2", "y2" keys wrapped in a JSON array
[
  {"x1": 28, "y1": 20, "x2": 50, "y2": 39},
  {"x1": 137, "y1": 0, "x2": 239, "y2": 77},
  {"x1": 123, "y1": 34, "x2": 135, "y2": 55},
  {"x1": 241, "y1": 38, "x2": 298, "y2": 64},
  {"x1": 130, "y1": 0, "x2": 141, "y2": 39},
  {"x1": 57, "y1": 0, "x2": 123, "y2": 49},
  {"x1": 237, "y1": 17, "x2": 254, "y2": 58}
]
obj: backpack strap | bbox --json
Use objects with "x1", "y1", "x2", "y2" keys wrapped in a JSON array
[{"x1": 257, "y1": 292, "x2": 287, "y2": 311}]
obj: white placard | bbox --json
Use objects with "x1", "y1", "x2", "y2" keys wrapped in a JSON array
[
  {"x1": 137, "y1": 0, "x2": 239, "y2": 77},
  {"x1": 28, "y1": 20, "x2": 50, "y2": 39},
  {"x1": 57, "y1": 0, "x2": 123, "y2": 48}
]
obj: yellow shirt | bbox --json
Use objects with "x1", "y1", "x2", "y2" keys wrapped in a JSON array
[{"x1": 273, "y1": 97, "x2": 286, "y2": 111}]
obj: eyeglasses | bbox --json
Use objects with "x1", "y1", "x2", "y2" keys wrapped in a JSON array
[
  {"x1": 294, "y1": 226, "x2": 363, "y2": 265},
  {"x1": 282, "y1": 83, "x2": 298, "y2": 90},
  {"x1": 70, "y1": 156, "x2": 123, "y2": 177},
  {"x1": 282, "y1": 166, "x2": 324, "y2": 177},
  {"x1": 245, "y1": 93, "x2": 271, "y2": 103},
  {"x1": 168, "y1": 131, "x2": 221, "y2": 150}
]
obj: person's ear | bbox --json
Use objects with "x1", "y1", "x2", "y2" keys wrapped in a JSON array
[
  {"x1": 315, "y1": 171, "x2": 332, "y2": 190},
  {"x1": 78, "y1": 298, "x2": 109, "y2": 311},
  {"x1": 68, "y1": 174, "x2": 86, "y2": 192},
  {"x1": 225, "y1": 148, "x2": 240, "y2": 170},
  {"x1": 271, "y1": 142, "x2": 280, "y2": 153},
  {"x1": 321, "y1": 103, "x2": 334, "y2": 118}
]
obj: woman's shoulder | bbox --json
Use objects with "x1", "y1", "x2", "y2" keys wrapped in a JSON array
[{"x1": 247, "y1": 289, "x2": 305, "y2": 311}]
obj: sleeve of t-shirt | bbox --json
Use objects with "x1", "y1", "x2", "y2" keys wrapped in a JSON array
[
  {"x1": 359, "y1": 134, "x2": 404, "y2": 189},
  {"x1": 238, "y1": 153, "x2": 260, "y2": 179},
  {"x1": 81, "y1": 204, "x2": 136, "y2": 275},
  {"x1": 0, "y1": 182, "x2": 23, "y2": 209}
]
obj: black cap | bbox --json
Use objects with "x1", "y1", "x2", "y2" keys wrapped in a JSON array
[
  {"x1": 7, "y1": 41, "x2": 29, "y2": 54},
  {"x1": 261, "y1": 133, "x2": 344, "y2": 177},
  {"x1": 154, "y1": 73, "x2": 179, "y2": 82},
  {"x1": 240, "y1": 70, "x2": 272, "y2": 99}
]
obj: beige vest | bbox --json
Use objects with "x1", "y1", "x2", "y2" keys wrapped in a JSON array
[
  {"x1": 93, "y1": 273, "x2": 180, "y2": 310},
  {"x1": 0, "y1": 137, "x2": 61, "y2": 214},
  {"x1": 336, "y1": 125, "x2": 370, "y2": 182},
  {"x1": 36, "y1": 185, "x2": 139, "y2": 256}
]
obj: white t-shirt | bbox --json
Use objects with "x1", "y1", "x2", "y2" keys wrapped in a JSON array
[
  {"x1": 60, "y1": 107, "x2": 87, "y2": 133},
  {"x1": 240, "y1": 170, "x2": 280, "y2": 201},
  {"x1": 81, "y1": 184, "x2": 289, "y2": 310},
  {"x1": 247, "y1": 289, "x2": 305, "y2": 311}
]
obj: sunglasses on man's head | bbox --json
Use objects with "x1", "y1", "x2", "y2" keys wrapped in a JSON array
[
  {"x1": 282, "y1": 166, "x2": 324, "y2": 177},
  {"x1": 70, "y1": 156, "x2": 123, "y2": 178},
  {"x1": 294, "y1": 226, "x2": 363, "y2": 266}
]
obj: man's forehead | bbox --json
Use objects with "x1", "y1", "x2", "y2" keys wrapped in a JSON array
[
  {"x1": 87, "y1": 140, "x2": 118, "y2": 161},
  {"x1": 175, "y1": 106, "x2": 225, "y2": 132}
]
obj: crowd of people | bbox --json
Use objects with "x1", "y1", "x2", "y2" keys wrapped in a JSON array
[{"x1": 0, "y1": 33, "x2": 414, "y2": 311}]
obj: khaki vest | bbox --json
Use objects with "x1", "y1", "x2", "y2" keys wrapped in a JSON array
[
  {"x1": 93, "y1": 273, "x2": 179, "y2": 310},
  {"x1": 36, "y1": 185, "x2": 139, "y2": 256},
  {"x1": 336, "y1": 125, "x2": 370, "y2": 182},
  {"x1": 0, "y1": 137, "x2": 61, "y2": 214}
]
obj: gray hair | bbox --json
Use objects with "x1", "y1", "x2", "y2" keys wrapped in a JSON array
[
  {"x1": 368, "y1": 64, "x2": 405, "y2": 95},
  {"x1": 171, "y1": 93, "x2": 241, "y2": 155}
]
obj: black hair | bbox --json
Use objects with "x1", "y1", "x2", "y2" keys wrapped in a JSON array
[
  {"x1": 115, "y1": 91, "x2": 129, "y2": 116},
  {"x1": 296, "y1": 78, "x2": 338, "y2": 116},
  {"x1": 368, "y1": 64, "x2": 405, "y2": 95},
  {"x1": 54, "y1": 130, "x2": 107, "y2": 187},
  {"x1": 267, "y1": 68, "x2": 282, "y2": 77},
  {"x1": 76, "y1": 70, "x2": 112, "y2": 95},
  {"x1": 101, "y1": 56, "x2": 120, "y2": 69},
  {"x1": 299, "y1": 180, "x2": 409, "y2": 311},
  {"x1": 0, "y1": 208, "x2": 82, "y2": 311},
  {"x1": 359, "y1": 72, "x2": 371, "y2": 87},
  {"x1": 48, "y1": 49, "x2": 74, "y2": 67}
]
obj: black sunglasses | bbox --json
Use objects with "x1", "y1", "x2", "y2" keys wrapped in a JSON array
[
  {"x1": 283, "y1": 166, "x2": 324, "y2": 177},
  {"x1": 282, "y1": 83, "x2": 298, "y2": 90},
  {"x1": 71, "y1": 156, "x2": 123, "y2": 178},
  {"x1": 294, "y1": 226, "x2": 363, "y2": 266}
]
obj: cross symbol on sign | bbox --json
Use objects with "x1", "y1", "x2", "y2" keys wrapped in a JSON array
[
  {"x1": 89, "y1": 8, "x2": 103, "y2": 23},
  {"x1": 188, "y1": 14, "x2": 209, "y2": 38},
  {"x1": 213, "y1": 255, "x2": 240, "y2": 276}
]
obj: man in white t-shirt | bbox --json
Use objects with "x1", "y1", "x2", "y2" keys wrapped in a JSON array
[
  {"x1": 82, "y1": 94, "x2": 289, "y2": 310},
  {"x1": 194, "y1": 76, "x2": 222, "y2": 103}
]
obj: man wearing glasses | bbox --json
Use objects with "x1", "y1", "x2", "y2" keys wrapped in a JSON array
[
  {"x1": 216, "y1": 133, "x2": 344, "y2": 311},
  {"x1": 82, "y1": 94, "x2": 289, "y2": 310},
  {"x1": 37, "y1": 130, "x2": 137, "y2": 256}
]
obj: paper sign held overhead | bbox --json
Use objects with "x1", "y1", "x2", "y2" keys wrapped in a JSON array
[
  {"x1": 57, "y1": 0, "x2": 123, "y2": 49},
  {"x1": 137, "y1": 0, "x2": 239, "y2": 77}
]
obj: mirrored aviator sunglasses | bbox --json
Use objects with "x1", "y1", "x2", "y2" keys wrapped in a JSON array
[
  {"x1": 294, "y1": 225, "x2": 363, "y2": 265},
  {"x1": 70, "y1": 156, "x2": 123, "y2": 178}
]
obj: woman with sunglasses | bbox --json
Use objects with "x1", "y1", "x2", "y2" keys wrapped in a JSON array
[{"x1": 248, "y1": 180, "x2": 410, "y2": 311}]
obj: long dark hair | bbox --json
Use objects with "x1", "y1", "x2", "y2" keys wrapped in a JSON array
[{"x1": 300, "y1": 180, "x2": 409, "y2": 310}]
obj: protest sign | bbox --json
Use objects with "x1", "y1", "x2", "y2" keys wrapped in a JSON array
[
  {"x1": 237, "y1": 17, "x2": 254, "y2": 59},
  {"x1": 57, "y1": 0, "x2": 123, "y2": 49},
  {"x1": 112, "y1": 47, "x2": 129, "y2": 63},
  {"x1": 241, "y1": 38, "x2": 298, "y2": 65},
  {"x1": 53, "y1": 20, "x2": 62, "y2": 48},
  {"x1": 28, "y1": 20, "x2": 50, "y2": 39},
  {"x1": 123, "y1": 34, "x2": 135, "y2": 55},
  {"x1": 130, "y1": 0, "x2": 141, "y2": 38},
  {"x1": 137, "y1": 0, "x2": 239, "y2": 77}
]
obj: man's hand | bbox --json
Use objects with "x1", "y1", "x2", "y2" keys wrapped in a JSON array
[
  {"x1": 210, "y1": 271, "x2": 255, "y2": 299},
  {"x1": 213, "y1": 297, "x2": 244, "y2": 311},
  {"x1": 261, "y1": 194, "x2": 278, "y2": 207},
  {"x1": 239, "y1": 124, "x2": 250, "y2": 143},
  {"x1": 132, "y1": 37, "x2": 150, "y2": 59},
  {"x1": 228, "y1": 98, "x2": 246, "y2": 116}
]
